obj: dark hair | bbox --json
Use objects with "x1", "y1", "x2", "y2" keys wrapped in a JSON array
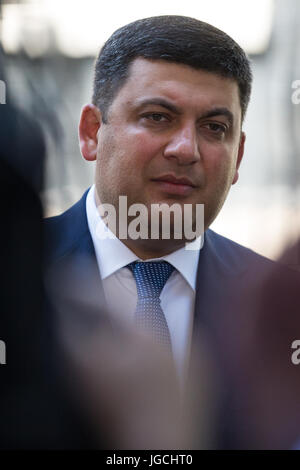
[{"x1": 92, "y1": 15, "x2": 252, "y2": 123}]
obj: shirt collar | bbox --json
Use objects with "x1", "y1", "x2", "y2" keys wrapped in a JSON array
[{"x1": 86, "y1": 185, "x2": 203, "y2": 290}]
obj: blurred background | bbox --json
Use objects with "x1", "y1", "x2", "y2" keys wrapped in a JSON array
[{"x1": 1, "y1": 0, "x2": 300, "y2": 262}]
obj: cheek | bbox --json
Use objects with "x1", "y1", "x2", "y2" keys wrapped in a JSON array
[
  {"x1": 98, "y1": 130, "x2": 129, "y2": 173},
  {"x1": 96, "y1": 134, "x2": 123, "y2": 197},
  {"x1": 125, "y1": 126, "x2": 164, "y2": 158},
  {"x1": 97, "y1": 127, "x2": 164, "y2": 199},
  {"x1": 203, "y1": 144, "x2": 237, "y2": 183}
]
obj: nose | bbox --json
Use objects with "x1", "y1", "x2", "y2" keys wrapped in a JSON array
[{"x1": 163, "y1": 124, "x2": 200, "y2": 165}]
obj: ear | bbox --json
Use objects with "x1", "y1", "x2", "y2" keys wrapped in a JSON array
[
  {"x1": 232, "y1": 132, "x2": 246, "y2": 185},
  {"x1": 79, "y1": 104, "x2": 102, "y2": 161}
]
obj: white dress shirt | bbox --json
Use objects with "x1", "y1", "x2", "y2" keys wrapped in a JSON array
[{"x1": 86, "y1": 185, "x2": 203, "y2": 380}]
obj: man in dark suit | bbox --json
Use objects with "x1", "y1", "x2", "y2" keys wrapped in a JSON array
[{"x1": 44, "y1": 16, "x2": 300, "y2": 449}]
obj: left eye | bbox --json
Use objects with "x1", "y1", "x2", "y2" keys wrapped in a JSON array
[
  {"x1": 146, "y1": 113, "x2": 168, "y2": 122},
  {"x1": 206, "y1": 123, "x2": 226, "y2": 133}
]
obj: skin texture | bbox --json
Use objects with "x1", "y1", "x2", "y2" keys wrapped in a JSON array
[{"x1": 79, "y1": 58, "x2": 245, "y2": 259}]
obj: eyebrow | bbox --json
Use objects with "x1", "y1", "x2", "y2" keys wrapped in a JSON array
[
  {"x1": 134, "y1": 99, "x2": 234, "y2": 124},
  {"x1": 135, "y1": 98, "x2": 182, "y2": 114}
]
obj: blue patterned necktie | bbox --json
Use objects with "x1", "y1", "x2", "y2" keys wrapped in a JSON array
[{"x1": 127, "y1": 261, "x2": 174, "y2": 349}]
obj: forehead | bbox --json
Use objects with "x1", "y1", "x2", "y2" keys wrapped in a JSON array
[{"x1": 113, "y1": 57, "x2": 241, "y2": 118}]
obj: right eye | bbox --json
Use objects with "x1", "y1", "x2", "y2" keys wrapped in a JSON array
[{"x1": 143, "y1": 113, "x2": 169, "y2": 122}]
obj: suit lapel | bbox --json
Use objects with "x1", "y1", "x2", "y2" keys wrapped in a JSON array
[
  {"x1": 194, "y1": 229, "x2": 242, "y2": 331},
  {"x1": 44, "y1": 190, "x2": 108, "y2": 323},
  {"x1": 190, "y1": 229, "x2": 251, "y2": 448}
]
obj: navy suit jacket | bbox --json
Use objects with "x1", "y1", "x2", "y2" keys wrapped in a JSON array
[{"x1": 44, "y1": 190, "x2": 300, "y2": 449}]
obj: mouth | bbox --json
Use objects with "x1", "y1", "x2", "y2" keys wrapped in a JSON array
[{"x1": 151, "y1": 174, "x2": 197, "y2": 196}]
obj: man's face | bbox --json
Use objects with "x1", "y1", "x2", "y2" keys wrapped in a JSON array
[{"x1": 81, "y1": 58, "x2": 245, "y2": 233}]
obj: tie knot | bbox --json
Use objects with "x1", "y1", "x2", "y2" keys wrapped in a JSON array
[{"x1": 128, "y1": 261, "x2": 174, "y2": 299}]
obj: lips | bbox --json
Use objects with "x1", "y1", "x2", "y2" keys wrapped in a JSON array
[
  {"x1": 152, "y1": 174, "x2": 196, "y2": 187},
  {"x1": 151, "y1": 174, "x2": 197, "y2": 196}
]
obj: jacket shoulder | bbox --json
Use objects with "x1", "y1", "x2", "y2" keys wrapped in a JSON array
[
  {"x1": 43, "y1": 191, "x2": 90, "y2": 264},
  {"x1": 205, "y1": 228, "x2": 276, "y2": 273}
]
